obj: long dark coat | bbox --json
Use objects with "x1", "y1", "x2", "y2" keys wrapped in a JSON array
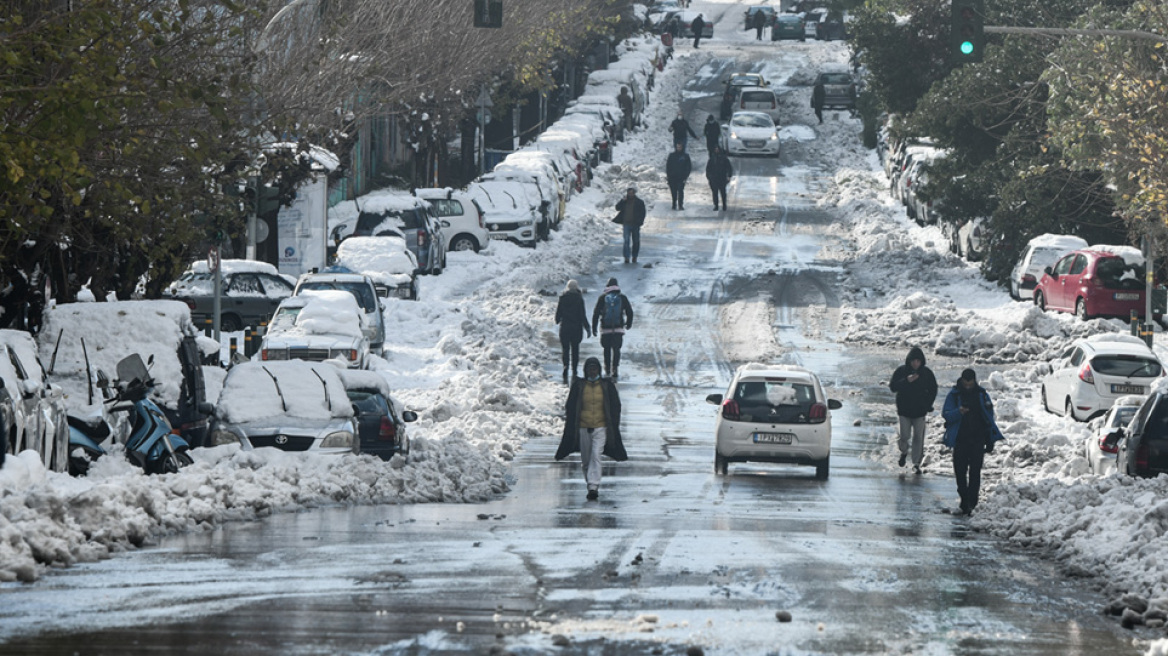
[
  {"x1": 555, "y1": 290, "x2": 590, "y2": 342},
  {"x1": 705, "y1": 151, "x2": 733, "y2": 187},
  {"x1": 556, "y1": 378, "x2": 628, "y2": 461}
]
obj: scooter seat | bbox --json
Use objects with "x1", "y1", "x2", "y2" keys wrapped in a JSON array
[{"x1": 68, "y1": 414, "x2": 112, "y2": 441}]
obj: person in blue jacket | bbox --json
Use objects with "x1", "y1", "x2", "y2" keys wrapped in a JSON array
[{"x1": 941, "y1": 368, "x2": 1005, "y2": 515}]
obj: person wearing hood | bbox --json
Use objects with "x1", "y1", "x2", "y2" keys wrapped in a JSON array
[
  {"x1": 888, "y1": 346, "x2": 938, "y2": 473},
  {"x1": 555, "y1": 279, "x2": 592, "y2": 384},
  {"x1": 941, "y1": 368, "x2": 1005, "y2": 515},
  {"x1": 556, "y1": 356, "x2": 628, "y2": 500},
  {"x1": 592, "y1": 278, "x2": 634, "y2": 380},
  {"x1": 670, "y1": 112, "x2": 699, "y2": 150},
  {"x1": 703, "y1": 114, "x2": 721, "y2": 153},
  {"x1": 705, "y1": 145, "x2": 733, "y2": 211}
]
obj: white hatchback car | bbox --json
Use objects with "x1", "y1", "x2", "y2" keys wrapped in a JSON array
[
  {"x1": 706, "y1": 364, "x2": 841, "y2": 479},
  {"x1": 722, "y1": 111, "x2": 781, "y2": 157},
  {"x1": 1084, "y1": 394, "x2": 1145, "y2": 475},
  {"x1": 414, "y1": 188, "x2": 491, "y2": 254},
  {"x1": 735, "y1": 86, "x2": 781, "y2": 123},
  {"x1": 1041, "y1": 335, "x2": 1163, "y2": 422}
]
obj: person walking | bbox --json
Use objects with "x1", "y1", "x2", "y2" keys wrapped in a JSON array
[
  {"x1": 703, "y1": 114, "x2": 721, "y2": 152},
  {"x1": 666, "y1": 142, "x2": 692, "y2": 210},
  {"x1": 670, "y1": 112, "x2": 699, "y2": 150},
  {"x1": 691, "y1": 14, "x2": 706, "y2": 48},
  {"x1": 811, "y1": 78, "x2": 826, "y2": 124},
  {"x1": 752, "y1": 9, "x2": 767, "y2": 40},
  {"x1": 556, "y1": 357, "x2": 628, "y2": 501},
  {"x1": 888, "y1": 346, "x2": 938, "y2": 474},
  {"x1": 617, "y1": 86, "x2": 635, "y2": 134},
  {"x1": 614, "y1": 186, "x2": 647, "y2": 263},
  {"x1": 941, "y1": 369, "x2": 1005, "y2": 515},
  {"x1": 592, "y1": 278, "x2": 634, "y2": 380},
  {"x1": 705, "y1": 145, "x2": 733, "y2": 211},
  {"x1": 555, "y1": 279, "x2": 592, "y2": 384}
]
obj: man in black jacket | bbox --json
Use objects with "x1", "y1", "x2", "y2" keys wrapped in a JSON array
[
  {"x1": 888, "y1": 346, "x2": 939, "y2": 473},
  {"x1": 691, "y1": 14, "x2": 706, "y2": 48},
  {"x1": 614, "y1": 186, "x2": 647, "y2": 263},
  {"x1": 555, "y1": 279, "x2": 591, "y2": 383},
  {"x1": 665, "y1": 143, "x2": 692, "y2": 210},
  {"x1": 670, "y1": 112, "x2": 699, "y2": 150},
  {"x1": 556, "y1": 357, "x2": 628, "y2": 500},
  {"x1": 705, "y1": 145, "x2": 733, "y2": 211},
  {"x1": 703, "y1": 114, "x2": 721, "y2": 152}
]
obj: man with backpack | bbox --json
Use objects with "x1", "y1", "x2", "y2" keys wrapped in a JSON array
[{"x1": 592, "y1": 278, "x2": 634, "y2": 381}]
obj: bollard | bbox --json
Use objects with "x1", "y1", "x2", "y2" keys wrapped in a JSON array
[
  {"x1": 244, "y1": 330, "x2": 253, "y2": 357},
  {"x1": 229, "y1": 336, "x2": 238, "y2": 361},
  {"x1": 204, "y1": 318, "x2": 214, "y2": 338},
  {"x1": 1131, "y1": 310, "x2": 1140, "y2": 337},
  {"x1": 1142, "y1": 322, "x2": 1155, "y2": 348}
]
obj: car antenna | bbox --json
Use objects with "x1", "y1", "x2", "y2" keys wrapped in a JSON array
[
  {"x1": 310, "y1": 367, "x2": 332, "y2": 411},
  {"x1": 261, "y1": 365, "x2": 287, "y2": 412}
]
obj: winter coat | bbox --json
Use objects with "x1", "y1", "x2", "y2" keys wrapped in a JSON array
[
  {"x1": 555, "y1": 289, "x2": 591, "y2": 342},
  {"x1": 752, "y1": 11, "x2": 766, "y2": 29},
  {"x1": 703, "y1": 119, "x2": 721, "y2": 145},
  {"x1": 941, "y1": 383, "x2": 1006, "y2": 449},
  {"x1": 666, "y1": 150, "x2": 693, "y2": 184},
  {"x1": 592, "y1": 285, "x2": 634, "y2": 335},
  {"x1": 705, "y1": 151, "x2": 733, "y2": 187},
  {"x1": 670, "y1": 118, "x2": 699, "y2": 142},
  {"x1": 691, "y1": 16, "x2": 706, "y2": 35},
  {"x1": 556, "y1": 376, "x2": 628, "y2": 461},
  {"x1": 811, "y1": 82, "x2": 826, "y2": 109},
  {"x1": 614, "y1": 196, "x2": 647, "y2": 227},
  {"x1": 888, "y1": 347, "x2": 938, "y2": 419}
]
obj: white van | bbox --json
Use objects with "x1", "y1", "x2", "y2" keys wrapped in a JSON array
[
  {"x1": 414, "y1": 188, "x2": 491, "y2": 253},
  {"x1": 1009, "y1": 234, "x2": 1089, "y2": 301}
]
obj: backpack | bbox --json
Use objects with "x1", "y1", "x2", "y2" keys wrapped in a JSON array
[{"x1": 601, "y1": 292, "x2": 623, "y2": 329}]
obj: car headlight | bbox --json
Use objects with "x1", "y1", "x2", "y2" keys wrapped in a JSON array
[
  {"x1": 210, "y1": 428, "x2": 241, "y2": 447},
  {"x1": 770, "y1": 133, "x2": 778, "y2": 140},
  {"x1": 520, "y1": 219, "x2": 534, "y2": 227},
  {"x1": 729, "y1": 132, "x2": 738, "y2": 139},
  {"x1": 321, "y1": 430, "x2": 355, "y2": 449}
]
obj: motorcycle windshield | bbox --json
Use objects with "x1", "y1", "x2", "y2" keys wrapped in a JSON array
[{"x1": 116, "y1": 354, "x2": 150, "y2": 385}]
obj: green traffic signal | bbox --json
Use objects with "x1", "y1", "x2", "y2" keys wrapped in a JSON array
[
  {"x1": 950, "y1": 0, "x2": 985, "y2": 63},
  {"x1": 960, "y1": 41, "x2": 974, "y2": 56}
]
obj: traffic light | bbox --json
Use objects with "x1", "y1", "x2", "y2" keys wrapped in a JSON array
[
  {"x1": 951, "y1": 0, "x2": 985, "y2": 63},
  {"x1": 473, "y1": 0, "x2": 502, "y2": 28}
]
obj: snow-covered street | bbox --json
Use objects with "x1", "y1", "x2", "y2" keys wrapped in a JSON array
[{"x1": 5, "y1": 1, "x2": 1168, "y2": 654}]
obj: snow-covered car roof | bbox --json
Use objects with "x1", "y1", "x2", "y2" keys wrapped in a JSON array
[
  {"x1": 268, "y1": 290, "x2": 365, "y2": 339},
  {"x1": 1077, "y1": 333, "x2": 1157, "y2": 355},
  {"x1": 1025, "y1": 233, "x2": 1089, "y2": 251},
  {"x1": 466, "y1": 180, "x2": 539, "y2": 216},
  {"x1": 215, "y1": 360, "x2": 354, "y2": 424},
  {"x1": 573, "y1": 95, "x2": 622, "y2": 107},
  {"x1": 586, "y1": 69, "x2": 645, "y2": 87},
  {"x1": 39, "y1": 300, "x2": 196, "y2": 409},
  {"x1": 1088, "y1": 244, "x2": 1145, "y2": 266},
  {"x1": 735, "y1": 363, "x2": 820, "y2": 382},
  {"x1": 335, "y1": 367, "x2": 394, "y2": 397},
  {"x1": 353, "y1": 189, "x2": 430, "y2": 214},
  {"x1": 334, "y1": 236, "x2": 419, "y2": 285}
]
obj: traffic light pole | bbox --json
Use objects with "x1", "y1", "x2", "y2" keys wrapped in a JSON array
[{"x1": 984, "y1": 26, "x2": 1168, "y2": 43}]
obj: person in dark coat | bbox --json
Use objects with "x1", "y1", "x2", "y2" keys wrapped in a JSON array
[
  {"x1": 556, "y1": 356, "x2": 628, "y2": 500},
  {"x1": 703, "y1": 114, "x2": 721, "y2": 152},
  {"x1": 811, "y1": 79, "x2": 826, "y2": 124},
  {"x1": 942, "y1": 369, "x2": 1005, "y2": 515},
  {"x1": 614, "y1": 186, "x2": 647, "y2": 263},
  {"x1": 617, "y1": 86, "x2": 635, "y2": 133},
  {"x1": 665, "y1": 142, "x2": 693, "y2": 210},
  {"x1": 691, "y1": 14, "x2": 706, "y2": 48},
  {"x1": 591, "y1": 278, "x2": 634, "y2": 380},
  {"x1": 752, "y1": 9, "x2": 767, "y2": 40},
  {"x1": 705, "y1": 145, "x2": 733, "y2": 211},
  {"x1": 0, "y1": 266, "x2": 29, "y2": 330},
  {"x1": 555, "y1": 279, "x2": 592, "y2": 384},
  {"x1": 888, "y1": 346, "x2": 938, "y2": 473},
  {"x1": 669, "y1": 112, "x2": 699, "y2": 150}
]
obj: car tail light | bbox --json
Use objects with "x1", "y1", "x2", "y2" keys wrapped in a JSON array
[
  {"x1": 418, "y1": 229, "x2": 428, "y2": 247},
  {"x1": 1022, "y1": 273, "x2": 1037, "y2": 285},
  {"x1": 770, "y1": 98, "x2": 776, "y2": 109},
  {"x1": 1099, "y1": 437, "x2": 1119, "y2": 454},
  {"x1": 809, "y1": 403, "x2": 827, "y2": 423},
  {"x1": 1137, "y1": 442, "x2": 1150, "y2": 471},
  {"x1": 348, "y1": 349, "x2": 358, "y2": 362},
  {"x1": 1078, "y1": 362, "x2": 1094, "y2": 384},
  {"x1": 379, "y1": 416, "x2": 397, "y2": 441},
  {"x1": 184, "y1": 300, "x2": 197, "y2": 311},
  {"x1": 261, "y1": 349, "x2": 270, "y2": 361},
  {"x1": 477, "y1": 208, "x2": 485, "y2": 230},
  {"x1": 1089, "y1": 276, "x2": 1104, "y2": 287},
  {"x1": 722, "y1": 399, "x2": 740, "y2": 421}
]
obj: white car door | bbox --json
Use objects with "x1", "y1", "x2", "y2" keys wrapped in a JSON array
[{"x1": 1047, "y1": 347, "x2": 1084, "y2": 414}]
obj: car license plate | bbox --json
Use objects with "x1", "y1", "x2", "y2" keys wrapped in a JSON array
[
  {"x1": 754, "y1": 432, "x2": 794, "y2": 444},
  {"x1": 489, "y1": 234, "x2": 508, "y2": 240},
  {"x1": 744, "y1": 140, "x2": 765, "y2": 148},
  {"x1": 1112, "y1": 384, "x2": 1144, "y2": 394},
  {"x1": 1114, "y1": 292, "x2": 1140, "y2": 301}
]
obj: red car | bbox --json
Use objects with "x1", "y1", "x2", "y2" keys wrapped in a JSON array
[{"x1": 1033, "y1": 247, "x2": 1156, "y2": 321}]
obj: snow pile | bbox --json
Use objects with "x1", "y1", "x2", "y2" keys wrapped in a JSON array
[{"x1": 268, "y1": 290, "x2": 365, "y2": 339}]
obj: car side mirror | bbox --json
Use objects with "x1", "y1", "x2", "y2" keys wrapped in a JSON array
[
  {"x1": 706, "y1": 393, "x2": 723, "y2": 405},
  {"x1": 1044, "y1": 266, "x2": 1054, "y2": 277},
  {"x1": 402, "y1": 410, "x2": 418, "y2": 422},
  {"x1": 828, "y1": 399, "x2": 843, "y2": 410},
  {"x1": 351, "y1": 403, "x2": 363, "y2": 416}
]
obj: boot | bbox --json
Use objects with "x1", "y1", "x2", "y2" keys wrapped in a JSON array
[{"x1": 562, "y1": 367, "x2": 569, "y2": 384}]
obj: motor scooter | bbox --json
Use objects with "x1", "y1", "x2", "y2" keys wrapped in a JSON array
[{"x1": 67, "y1": 353, "x2": 197, "y2": 475}]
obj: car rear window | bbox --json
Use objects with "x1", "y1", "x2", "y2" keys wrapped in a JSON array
[
  {"x1": 299, "y1": 281, "x2": 376, "y2": 313},
  {"x1": 730, "y1": 380, "x2": 818, "y2": 424},
  {"x1": 1091, "y1": 355, "x2": 1162, "y2": 378},
  {"x1": 741, "y1": 91, "x2": 773, "y2": 103},
  {"x1": 427, "y1": 199, "x2": 464, "y2": 217},
  {"x1": 1095, "y1": 256, "x2": 1144, "y2": 290},
  {"x1": 821, "y1": 74, "x2": 852, "y2": 85}
]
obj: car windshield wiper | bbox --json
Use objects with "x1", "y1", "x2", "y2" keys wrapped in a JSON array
[
  {"x1": 261, "y1": 366, "x2": 287, "y2": 412},
  {"x1": 311, "y1": 367, "x2": 333, "y2": 411}
]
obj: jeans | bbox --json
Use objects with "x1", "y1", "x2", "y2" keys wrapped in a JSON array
[
  {"x1": 622, "y1": 224, "x2": 641, "y2": 260},
  {"x1": 898, "y1": 415, "x2": 926, "y2": 467},
  {"x1": 579, "y1": 426, "x2": 608, "y2": 490},
  {"x1": 953, "y1": 441, "x2": 986, "y2": 510},
  {"x1": 709, "y1": 183, "x2": 727, "y2": 209},
  {"x1": 600, "y1": 333, "x2": 624, "y2": 374}
]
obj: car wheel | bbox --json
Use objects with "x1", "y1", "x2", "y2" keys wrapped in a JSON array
[
  {"x1": 1075, "y1": 298, "x2": 1089, "y2": 321},
  {"x1": 815, "y1": 457, "x2": 830, "y2": 480},
  {"x1": 1041, "y1": 385, "x2": 1051, "y2": 413},
  {"x1": 714, "y1": 452, "x2": 728, "y2": 475},
  {"x1": 1035, "y1": 290, "x2": 1046, "y2": 311},
  {"x1": 220, "y1": 314, "x2": 242, "y2": 333},
  {"x1": 1065, "y1": 398, "x2": 1079, "y2": 422}
]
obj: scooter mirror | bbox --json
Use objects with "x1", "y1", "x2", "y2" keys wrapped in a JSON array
[
  {"x1": 402, "y1": 410, "x2": 418, "y2": 422},
  {"x1": 95, "y1": 370, "x2": 110, "y2": 388}
]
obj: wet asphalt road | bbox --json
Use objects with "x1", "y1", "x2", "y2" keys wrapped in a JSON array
[{"x1": 0, "y1": 33, "x2": 1148, "y2": 656}]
